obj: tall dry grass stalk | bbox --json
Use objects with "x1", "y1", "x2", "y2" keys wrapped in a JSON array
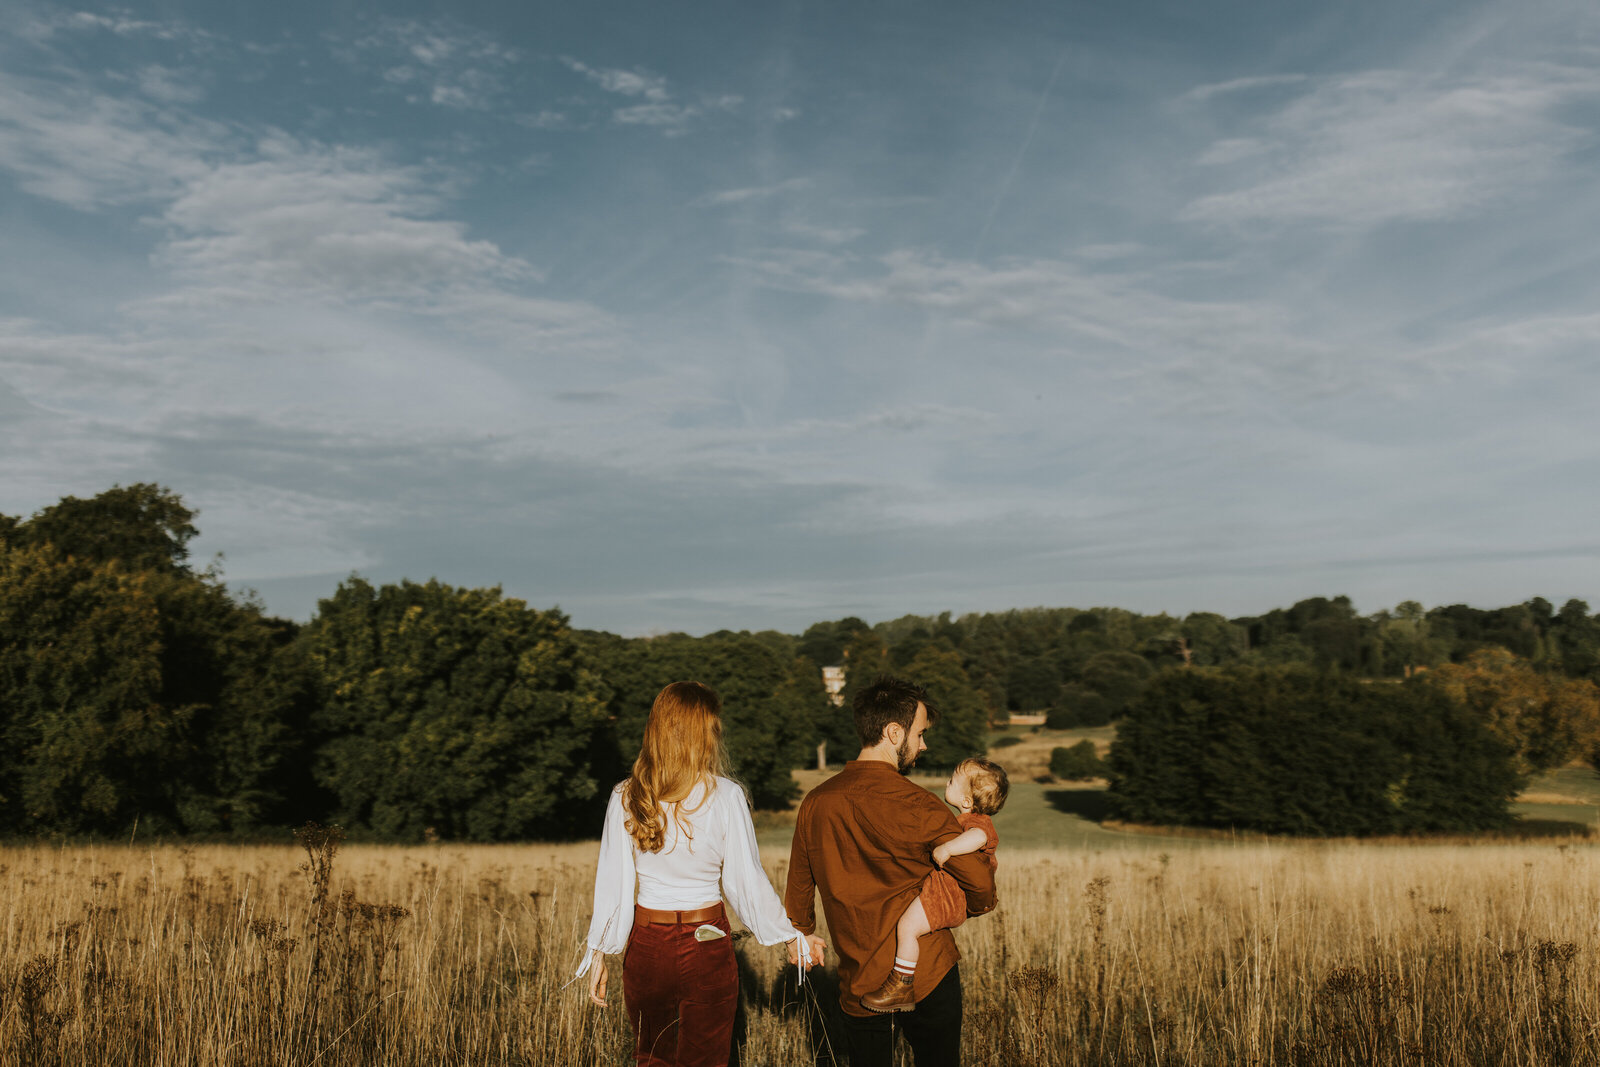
[{"x1": 2, "y1": 835, "x2": 1598, "y2": 1064}]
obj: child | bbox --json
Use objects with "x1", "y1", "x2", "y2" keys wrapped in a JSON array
[{"x1": 861, "y1": 755, "x2": 1009, "y2": 1013}]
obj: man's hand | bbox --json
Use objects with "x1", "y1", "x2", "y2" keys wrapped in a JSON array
[
  {"x1": 788, "y1": 934, "x2": 827, "y2": 969},
  {"x1": 932, "y1": 843, "x2": 952, "y2": 868},
  {"x1": 586, "y1": 952, "x2": 610, "y2": 1007}
]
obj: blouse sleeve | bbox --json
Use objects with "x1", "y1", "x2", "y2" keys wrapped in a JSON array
[
  {"x1": 575, "y1": 786, "x2": 635, "y2": 977},
  {"x1": 718, "y1": 781, "x2": 802, "y2": 948}
]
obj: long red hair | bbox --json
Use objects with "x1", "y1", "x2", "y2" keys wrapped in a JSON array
[{"x1": 622, "y1": 681, "x2": 730, "y2": 853}]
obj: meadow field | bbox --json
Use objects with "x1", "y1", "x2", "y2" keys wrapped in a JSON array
[{"x1": 6, "y1": 757, "x2": 1600, "y2": 1067}]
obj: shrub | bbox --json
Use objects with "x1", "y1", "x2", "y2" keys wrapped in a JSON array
[
  {"x1": 1050, "y1": 741, "x2": 1105, "y2": 781},
  {"x1": 992, "y1": 735, "x2": 1024, "y2": 749}
]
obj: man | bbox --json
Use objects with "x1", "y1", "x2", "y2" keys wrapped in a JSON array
[{"x1": 785, "y1": 676, "x2": 997, "y2": 1066}]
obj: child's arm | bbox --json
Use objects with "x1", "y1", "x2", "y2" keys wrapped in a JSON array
[{"x1": 931, "y1": 826, "x2": 988, "y2": 868}]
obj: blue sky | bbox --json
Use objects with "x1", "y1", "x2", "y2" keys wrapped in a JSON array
[{"x1": 2, "y1": 0, "x2": 1598, "y2": 634}]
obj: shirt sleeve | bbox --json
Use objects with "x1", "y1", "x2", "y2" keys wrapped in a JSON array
[
  {"x1": 575, "y1": 785, "x2": 635, "y2": 977},
  {"x1": 784, "y1": 795, "x2": 816, "y2": 935},
  {"x1": 719, "y1": 782, "x2": 802, "y2": 947}
]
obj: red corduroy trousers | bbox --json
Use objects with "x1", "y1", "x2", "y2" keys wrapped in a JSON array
[{"x1": 621, "y1": 904, "x2": 738, "y2": 1067}]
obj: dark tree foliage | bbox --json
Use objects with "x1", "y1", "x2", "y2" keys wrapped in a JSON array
[
  {"x1": 1553, "y1": 599, "x2": 1600, "y2": 680},
  {"x1": 797, "y1": 617, "x2": 870, "y2": 668},
  {"x1": 11, "y1": 484, "x2": 198, "y2": 574},
  {"x1": 0, "y1": 545, "x2": 178, "y2": 835},
  {"x1": 302, "y1": 577, "x2": 610, "y2": 841},
  {"x1": 901, "y1": 642, "x2": 988, "y2": 770},
  {"x1": 7, "y1": 483, "x2": 1599, "y2": 842},
  {"x1": 0, "y1": 487, "x2": 315, "y2": 838},
  {"x1": 1006, "y1": 656, "x2": 1062, "y2": 712},
  {"x1": 1428, "y1": 602, "x2": 1548, "y2": 663},
  {"x1": 1046, "y1": 685, "x2": 1113, "y2": 728},
  {"x1": 590, "y1": 631, "x2": 825, "y2": 809},
  {"x1": 1108, "y1": 665, "x2": 1521, "y2": 836}
]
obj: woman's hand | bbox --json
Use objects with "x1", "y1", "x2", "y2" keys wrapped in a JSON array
[{"x1": 587, "y1": 951, "x2": 610, "y2": 1006}]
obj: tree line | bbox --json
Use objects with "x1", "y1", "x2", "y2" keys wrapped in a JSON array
[{"x1": 3, "y1": 484, "x2": 1598, "y2": 841}]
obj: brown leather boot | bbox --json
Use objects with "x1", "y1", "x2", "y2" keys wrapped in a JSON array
[{"x1": 860, "y1": 970, "x2": 917, "y2": 1013}]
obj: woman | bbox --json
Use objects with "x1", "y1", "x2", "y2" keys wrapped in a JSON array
[{"x1": 578, "y1": 681, "x2": 823, "y2": 1067}]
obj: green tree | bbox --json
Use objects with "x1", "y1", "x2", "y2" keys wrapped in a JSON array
[
  {"x1": 1078, "y1": 650, "x2": 1153, "y2": 717},
  {"x1": 797, "y1": 616, "x2": 870, "y2": 668},
  {"x1": 0, "y1": 545, "x2": 178, "y2": 834},
  {"x1": 11, "y1": 483, "x2": 198, "y2": 574},
  {"x1": 1006, "y1": 656, "x2": 1061, "y2": 711},
  {"x1": 595, "y1": 631, "x2": 822, "y2": 808},
  {"x1": 1378, "y1": 601, "x2": 1447, "y2": 678},
  {"x1": 303, "y1": 577, "x2": 610, "y2": 841},
  {"x1": 1109, "y1": 665, "x2": 1519, "y2": 835},
  {"x1": 1552, "y1": 599, "x2": 1600, "y2": 680},
  {"x1": 901, "y1": 643, "x2": 987, "y2": 770},
  {"x1": 1426, "y1": 648, "x2": 1600, "y2": 775},
  {"x1": 0, "y1": 487, "x2": 313, "y2": 837},
  {"x1": 1180, "y1": 613, "x2": 1249, "y2": 667}
]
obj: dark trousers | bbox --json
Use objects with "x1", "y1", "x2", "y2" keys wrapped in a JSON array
[
  {"x1": 622, "y1": 908, "x2": 738, "y2": 1066},
  {"x1": 838, "y1": 964, "x2": 962, "y2": 1067}
]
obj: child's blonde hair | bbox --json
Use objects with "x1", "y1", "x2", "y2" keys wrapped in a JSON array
[{"x1": 960, "y1": 756, "x2": 1009, "y2": 816}]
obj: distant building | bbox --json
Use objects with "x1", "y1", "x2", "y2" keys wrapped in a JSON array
[{"x1": 821, "y1": 665, "x2": 846, "y2": 707}]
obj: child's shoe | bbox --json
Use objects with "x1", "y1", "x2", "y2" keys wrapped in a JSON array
[{"x1": 860, "y1": 971, "x2": 917, "y2": 1013}]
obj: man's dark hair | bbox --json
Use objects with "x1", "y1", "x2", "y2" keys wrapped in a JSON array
[{"x1": 852, "y1": 675, "x2": 939, "y2": 748}]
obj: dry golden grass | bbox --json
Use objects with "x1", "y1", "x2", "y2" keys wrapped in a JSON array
[{"x1": 4, "y1": 832, "x2": 1600, "y2": 1065}]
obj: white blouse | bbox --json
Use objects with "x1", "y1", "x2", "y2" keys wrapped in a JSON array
[{"x1": 576, "y1": 776, "x2": 802, "y2": 977}]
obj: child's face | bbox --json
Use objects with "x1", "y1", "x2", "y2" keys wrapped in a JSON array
[{"x1": 944, "y1": 766, "x2": 973, "y2": 811}]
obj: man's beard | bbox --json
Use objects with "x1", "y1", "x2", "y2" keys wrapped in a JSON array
[{"x1": 895, "y1": 733, "x2": 919, "y2": 774}]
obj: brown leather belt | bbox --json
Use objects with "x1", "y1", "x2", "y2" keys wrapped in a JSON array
[{"x1": 634, "y1": 902, "x2": 724, "y2": 926}]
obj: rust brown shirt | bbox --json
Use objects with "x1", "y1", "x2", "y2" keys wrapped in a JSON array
[{"x1": 784, "y1": 760, "x2": 997, "y2": 1017}]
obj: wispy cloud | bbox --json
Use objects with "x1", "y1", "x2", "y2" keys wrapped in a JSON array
[
  {"x1": 18, "y1": 7, "x2": 217, "y2": 46},
  {"x1": 561, "y1": 58, "x2": 670, "y2": 101},
  {"x1": 343, "y1": 18, "x2": 519, "y2": 111},
  {"x1": 0, "y1": 70, "x2": 226, "y2": 210},
  {"x1": 561, "y1": 56, "x2": 740, "y2": 133},
  {"x1": 696, "y1": 177, "x2": 812, "y2": 205},
  {"x1": 1182, "y1": 66, "x2": 1600, "y2": 227},
  {"x1": 1182, "y1": 73, "x2": 1309, "y2": 103},
  {"x1": 132, "y1": 64, "x2": 206, "y2": 105}
]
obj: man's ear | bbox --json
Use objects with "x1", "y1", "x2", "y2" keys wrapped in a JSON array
[{"x1": 883, "y1": 722, "x2": 904, "y2": 748}]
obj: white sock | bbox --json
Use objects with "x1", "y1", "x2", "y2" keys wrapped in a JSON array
[{"x1": 893, "y1": 956, "x2": 916, "y2": 977}]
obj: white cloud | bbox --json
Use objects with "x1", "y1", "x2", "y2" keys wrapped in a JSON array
[
  {"x1": 697, "y1": 177, "x2": 812, "y2": 205},
  {"x1": 783, "y1": 222, "x2": 864, "y2": 245},
  {"x1": 561, "y1": 58, "x2": 670, "y2": 101},
  {"x1": 1182, "y1": 74, "x2": 1309, "y2": 103},
  {"x1": 728, "y1": 246, "x2": 1363, "y2": 402},
  {"x1": 1194, "y1": 137, "x2": 1265, "y2": 166},
  {"x1": 134, "y1": 65, "x2": 206, "y2": 105},
  {"x1": 517, "y1": 110, "x2": 570, "y2": 130},
  {"x1": 561, "y1": 56, "x2": 739, "y2": 133},
  {"x1": 0, "y1": 71, "x2": 225, "y2": 210},
  {"x1": 342, "y1": 19, "x2": 517, "y2": 110},
  {"x1": 144, "y1": 140, "x2": 534, "y2": 303},
  {"x1": 18, "y1": 9, "x2": 216, "y2": 46},
  {"x1": 1183, "y1": 66, "x2": 1600, "y2": 227},
  {"x1": 613, "y1": 102, "x2": 696, "y2": 128}
]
